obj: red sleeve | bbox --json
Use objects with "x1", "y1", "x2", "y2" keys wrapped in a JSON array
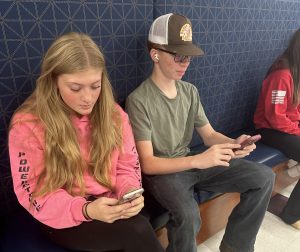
[
  {"x1": 114, "y1": 106, "x2": 142, "y2": 198},
  {"x1": 262, "y1": 72, "x2": 300, "y2": 135},
  {"x1": 8, "y1": 114, "x2": 88, "y2": 229}
]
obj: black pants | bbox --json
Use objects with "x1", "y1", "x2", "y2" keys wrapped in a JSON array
[
  {"x1": 256, "y1": 128, "x2": 300, "y2": 224},
  {"x1": 41, "y1": 214, "x2": 164, "y2": 252}
]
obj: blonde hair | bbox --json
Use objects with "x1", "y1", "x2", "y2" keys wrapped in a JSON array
[{"x1": 11, "y1": 32, "x2": 122, "y2": 197}]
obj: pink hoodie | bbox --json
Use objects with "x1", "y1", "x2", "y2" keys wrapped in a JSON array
[{"x1": 8, "y1": 105, "x2": 141, "y2": 229}]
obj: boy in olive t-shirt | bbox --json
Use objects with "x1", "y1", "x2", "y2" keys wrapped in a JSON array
[{"x1": 126, "y1": 13, "x2": 274, "y2": 252}]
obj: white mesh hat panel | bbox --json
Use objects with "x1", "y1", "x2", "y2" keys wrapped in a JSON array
[{"x1": 148, "y1": 13, "x2": 172, "y2": 45}]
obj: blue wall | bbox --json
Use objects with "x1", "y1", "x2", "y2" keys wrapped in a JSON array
[{"x1": 1, "y1": 0, "x2": 300, "y2": 215}]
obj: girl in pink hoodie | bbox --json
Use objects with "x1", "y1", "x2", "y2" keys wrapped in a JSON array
[{"x1": 8, "y1": 32, "x2": 163, "y2": 252}]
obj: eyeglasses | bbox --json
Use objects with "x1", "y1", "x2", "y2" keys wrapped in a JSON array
[{"x1": 157, "y1": 48, "x2": 192, "y2": 63}]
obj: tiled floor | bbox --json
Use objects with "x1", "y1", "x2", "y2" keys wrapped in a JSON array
[{"x1": 198, "y1": 182, "x2": 300, "y2": 252}]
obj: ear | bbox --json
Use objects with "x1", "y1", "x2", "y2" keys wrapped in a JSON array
[{"x1": 150, "y1": 48, "x2": 159, "y2": 63}]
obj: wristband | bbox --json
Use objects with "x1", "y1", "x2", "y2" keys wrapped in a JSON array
[{"x1": 82, "y1": 201, "x2": 92, "y2": 220}]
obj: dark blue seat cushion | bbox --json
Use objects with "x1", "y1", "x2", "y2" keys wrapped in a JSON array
[
  {"x1": 0, "y1": 207, "x2": 73, "y2": 252},
  {"x1": 243, "y1": 142, "x2": 288, "y2": 167}
]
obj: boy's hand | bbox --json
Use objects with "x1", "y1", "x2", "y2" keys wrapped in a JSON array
[
  {"x1": 233, "y1": 134, "x2": 256, "y2": 158},
  {"x1": 191, "y1": 143, "x2": 241, "y2": 168}
]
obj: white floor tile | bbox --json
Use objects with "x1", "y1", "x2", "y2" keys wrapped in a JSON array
[
  {"x1": 254, "y1": 212, "x2": 300, "y2": 252},
  {"x1": 198, "y1": 211, "x2": 300, "y2": 252},
  {"x1": 284, "y1": 237, "x2": 300, "y2": 252},
  {"x1": 199, "y1": 229, "x2": 224, "y2": 252},
  {"x1": 198, "y1": 182, "x2": 300, "y2": 251},
  {"x1": 197, "y1": 243, "x2": 214, "y2": 252},
  {"x1": 280, "y1": 181, "x2": 298, "y2": 198}
]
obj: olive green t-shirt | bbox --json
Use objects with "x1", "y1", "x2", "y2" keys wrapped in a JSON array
[{"x1": 126, "y1": 78, "x2": 209, "y2": 158}]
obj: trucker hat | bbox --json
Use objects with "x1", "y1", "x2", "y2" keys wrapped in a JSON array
[{"x1": 148, "y1": 13, "x2": 204, "y2": 56}]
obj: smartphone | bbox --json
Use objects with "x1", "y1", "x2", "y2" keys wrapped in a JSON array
[
  {"x1": 234, "y1": 134, "x2": 261, "y2": 151},
  {"x1": 118, "y1": 188, "x2": 144, "y2": 204}
]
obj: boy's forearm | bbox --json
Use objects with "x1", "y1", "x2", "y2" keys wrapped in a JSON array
[
  {"x1": 140, "y1": 155, "x2": 195, "y2": 175},
  {"x1": 203, "y1": 131, "x2": 235, "y2": 146}
]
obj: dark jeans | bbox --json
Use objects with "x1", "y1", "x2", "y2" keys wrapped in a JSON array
[
  {"x1": 256, "y1": 128, "x2": 300, "y2": 224},
  {"x1": 41, "y1": 214, "x2": 164, "y2": 252},
  {"x1": 143, "y1": 158, "x2": 275, "y2": 252}
]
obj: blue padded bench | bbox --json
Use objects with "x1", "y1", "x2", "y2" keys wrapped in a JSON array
[
  {"x1": 0, "y1": 129, "x2": 288, "y2": 252},
  {"x1": 1, "y1": 207, "x2": 74, "y2": 252}
]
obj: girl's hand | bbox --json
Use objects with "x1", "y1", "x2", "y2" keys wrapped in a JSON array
[
  {"x1": 119, "y1": 195, "x2": 144, "y2": 219},
  {"x1": 86, "y1": 197, "x2": 132, "y2": 223}
]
